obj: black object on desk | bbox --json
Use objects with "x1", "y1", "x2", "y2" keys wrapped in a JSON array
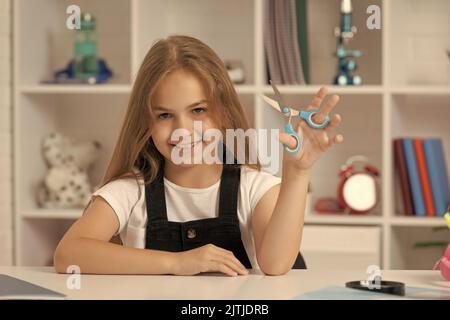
[{"x1": 346, "y1": 279, "x2": 406, "y2": 296}]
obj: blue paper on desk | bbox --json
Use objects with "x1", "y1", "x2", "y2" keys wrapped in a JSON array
[{"x1": 293, "y1": 285, "x2": 450, "y2": 300}]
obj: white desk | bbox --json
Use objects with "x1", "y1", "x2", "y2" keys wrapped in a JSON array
[{"x1": 0, "y1": 267, "x2": 448, "y2": 300}]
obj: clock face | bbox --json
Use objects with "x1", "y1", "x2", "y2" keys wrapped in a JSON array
[{"x1": 342, "y1": 173, "x2": 376, "y2": 212}]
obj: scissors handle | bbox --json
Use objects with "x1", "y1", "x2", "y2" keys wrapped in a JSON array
[
  {"x1": 283, "y1": 123, "x2": 301, "y2": 154},
  {"x1": 299, "y1": 109, "x2": 331, "y2": 129}
]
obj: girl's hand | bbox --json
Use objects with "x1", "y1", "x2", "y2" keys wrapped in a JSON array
[
  {"x1": 173, "y1": 244, "x2": 249, "y2": 276},
  {"x1": 279, "y1": 87, "x2": 344, "y2": 173}
]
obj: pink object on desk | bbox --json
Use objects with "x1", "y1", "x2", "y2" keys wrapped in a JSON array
[{"x1": 433, "y1": 244, "x2": 450, "y2": 281}]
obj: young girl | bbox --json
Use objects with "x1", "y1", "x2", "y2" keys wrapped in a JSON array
[{"x1": 54, "y1": 35, "x2": 343, "y2": 276}]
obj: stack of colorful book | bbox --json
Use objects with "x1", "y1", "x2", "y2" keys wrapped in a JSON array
[{"x1": 393, "y1": 138, "x2": 450, "y2": 217}]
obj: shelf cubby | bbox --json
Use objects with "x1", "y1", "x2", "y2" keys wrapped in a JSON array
[
  {"x1": 390, "y1": 93, "x2": 450, "y2": 218},
  {"x1": 304, "y1": 0, "x2": 382, "y2": 85},
  {"x1": 16, "y1": 0, "x2": 131, "y2": 86},
  {"x1": 390, "y1": 225, "x2": 449, "y2": 270},
  {"x1": 134, "y1": 0, "x2": 256, "y2": 85},
  {"x1": 388, "y1": 0, "x2": 450, "y2": 86}
]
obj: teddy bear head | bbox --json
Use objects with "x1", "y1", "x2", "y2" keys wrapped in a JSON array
[{"x1": 42, "y1": 132, "x2": 101, "y2": 170}]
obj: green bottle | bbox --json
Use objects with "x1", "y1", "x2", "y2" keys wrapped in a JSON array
[{"x1": 74, "y1": 13, "x2": 97, "y2": 81}]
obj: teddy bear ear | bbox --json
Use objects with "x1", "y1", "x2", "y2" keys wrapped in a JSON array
[
  {"x1": 42, "y1": 134, "x2": 53, "y2": 150},
  {"x1": 47, "y1": 132, "x2": 62, "y2": 143}
]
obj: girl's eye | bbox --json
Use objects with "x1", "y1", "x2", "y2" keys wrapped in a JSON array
[
  {"x1": 158, "y1": 113, "x2": 172, "y2": 120},
  {"x1": 192, "y1": 107, "x2": 207, "y2": 114}
]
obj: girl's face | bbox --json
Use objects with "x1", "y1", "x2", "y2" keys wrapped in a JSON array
[{"x1": 150, "y1": 69, "x2": 218, "y2": 167}]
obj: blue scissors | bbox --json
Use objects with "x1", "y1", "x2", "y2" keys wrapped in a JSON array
[{"x1": 261, "y1": 81, "x2": 331, "y2": 154}]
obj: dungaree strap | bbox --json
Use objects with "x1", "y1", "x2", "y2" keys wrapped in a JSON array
[
  {"x1": 217, "y1": 140, "x2": 240, "y2": 217},
  {"x1": 218, "y1": 165, "x2": 240, "y2": 217},
  {"x1": 146, "y1": 169, "x2": 168, "y2": 222}
]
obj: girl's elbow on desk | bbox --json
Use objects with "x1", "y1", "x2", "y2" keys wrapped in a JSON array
[
  {"x1": 259, "y1": 263, "x2": 291, "y2": 276},
  {"x1": 257, "y1": 254, "x2": 294, "y2": 276},
  {"x1": 53, "y1": 236, "x2": 90, "y2": 274},
  {"x1": 53, "y1": 242, "x2": 72, "y2": 274}
]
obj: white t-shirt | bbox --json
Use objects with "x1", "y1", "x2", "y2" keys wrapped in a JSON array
[{"x1": 91, "y1": 166, "x2": 281, "y2": 269}]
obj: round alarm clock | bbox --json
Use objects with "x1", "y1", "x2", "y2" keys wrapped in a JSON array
[{"x1": 337, "y1": 155, "x2": 380, "y2": 214}]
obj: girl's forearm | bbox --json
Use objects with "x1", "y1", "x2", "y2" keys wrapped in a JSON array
[
  {"x1": 54, "y1": 238, "x2": 177, "y2": 275},
  {"x1": 257, "y1": 167, "x2": 311, "y2": 275}
]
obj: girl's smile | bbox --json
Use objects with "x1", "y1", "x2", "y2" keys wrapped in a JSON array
[{"x1": 171, "y1": 137, "x2": 203, "y2": 152}]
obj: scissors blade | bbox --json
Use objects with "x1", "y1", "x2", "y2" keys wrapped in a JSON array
[
  {"x1": 269, "y1": 81, "x2": 300, "y2": 116},
  {"x1": 270, "y1": 80, "x2": 286, "y2": 107},
  {"x1": 261, "y1": 94, "x2": 300, "y2": 116},
  {"x1": 261, "y1": 95, "x2": 282, "y2": 113}
]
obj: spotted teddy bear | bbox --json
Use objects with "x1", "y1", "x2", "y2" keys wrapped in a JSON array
[{"x1": 37, "y1": 132, "x2": 102, "y2": 209}]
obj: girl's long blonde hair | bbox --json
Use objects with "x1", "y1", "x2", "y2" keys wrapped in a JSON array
[{"x1": 100, "y1": 35, "x2": 260, "y2": 189}]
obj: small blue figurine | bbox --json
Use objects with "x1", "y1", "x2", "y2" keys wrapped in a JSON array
[
  {"x1": 333, "y1": 0, "x2": 362, "y2": 86},
  {"x1": 45, "y1": 12, "x2": 113, "y2": 84}
]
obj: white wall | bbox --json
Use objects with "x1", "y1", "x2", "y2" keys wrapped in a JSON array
[
  {"x1": 0, "y1": 0, "x2": 12, "y2": 266},
  {"x1": 390, "y1": 0, "x2": 450, "y2": 85}
]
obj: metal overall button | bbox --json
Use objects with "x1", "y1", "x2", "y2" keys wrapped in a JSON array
[{"x1": 186, "y1": 228, "x2": 197, "y2": 239}]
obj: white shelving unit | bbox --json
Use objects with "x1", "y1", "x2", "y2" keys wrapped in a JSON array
[{"x1": 13, "y1": 0, "x2": 450, "y2": 270}]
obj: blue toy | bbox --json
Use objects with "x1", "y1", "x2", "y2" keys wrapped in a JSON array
[
  {"x1": 333, "y1": 0, "x2": 362, "y2": 86},
  {"x1": 261, "y1": 81, "x2": 331, "y2": 155},
  {"x1": 43, "y1": 12, "x2": 113, "y2": 84},
  {"x1": 51, "y1": 58, "x2": 113, "y2": 84}
]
